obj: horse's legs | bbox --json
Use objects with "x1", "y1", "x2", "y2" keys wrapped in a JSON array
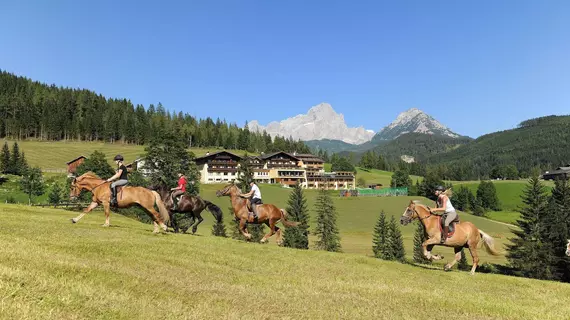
[
  {"x1": 260, "y1": 220, "x2": 276, "y2": 244},
  {"x1": 468, "y1": 244, "x2": 480, "y2": 275},
  {"x1": 190, "y1": 211, "x2": 204, "y2": 234},
  {"x1": 102, "y1": 202, "x2": 111, "y2": 227},
  {"x1": 275, "y1": 226, "x2": 282, "y2": 246},
  {"x1": 422, "y1": 238, "x2": 444, "y2": 260},
  {"x1": 240, "y1": 218, "x2": 252, "y2": 240},
  {"x1": 444, "y1": 247, "x2": 463, "y2": 271},
  {"x1": 71, "y1": 201, "x2": 98, "y2": 223}
]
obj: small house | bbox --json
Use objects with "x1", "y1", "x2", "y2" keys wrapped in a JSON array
[
  {"x1": 66, "y1": 156, "x2": 86, "y2": 177},
  {"x1": 542, "y1": 165, "x2": 570, "y2": 180}
]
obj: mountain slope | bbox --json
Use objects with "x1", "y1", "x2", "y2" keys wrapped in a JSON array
[
  {"x1": 373, "y1": 108, "x2": 462, "y2": 142},
  {"x1": 428, "y1": 115, "x2": 570, "y2": 177},
  {"x1": 373, "y1": 132, "x2": 472, "y2": 162},
  {"x1": 249, "y1": 103, "x2": 375, "y2": 144}
]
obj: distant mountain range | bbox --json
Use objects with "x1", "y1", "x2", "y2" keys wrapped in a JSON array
[
  {"x1": 250, "y1": 103, "x2": 463, "y2": 152},
  {"x1": 249, "y1": 103, "x2": 375, "y2": 145}
]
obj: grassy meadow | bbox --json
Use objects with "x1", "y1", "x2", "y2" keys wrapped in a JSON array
[{"x1": 1, "y1": 204, "x2": 569, "y2": 319}]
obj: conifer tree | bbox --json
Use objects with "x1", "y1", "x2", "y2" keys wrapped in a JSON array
[
  {"x1": 283, "y1": 182, "x2": 310, "y2": 249},
  {"x1": 314, "y1": 189, "x2": 341, "y2": 252},
  {"x1": 386, "y1": 215, "x2": 406, "y2": 262},
  {"x1": 10, "y1": 142, "x2": 21, "y2": 175},
  {"x1": 48, "y1": 182, "x2": 63, "y2": 207},
  {"x1": 413, "y1": 221, "x2": 431, "y2": 264},
  {"x1": 544, "y1": 178, "x2": 570, "y2": 282},
  {"x1": 372, "y1": 211, "x2": 389, "y2": 259},
  {"x1": 211, "y1": 215, "x2": 228, "y2": 237},
  {"x1": 0, "y1": 142, "x2": 9, "y2": 174},
  {"x1": 506, "y1": 176, "x2": 555, "y2": 280}
]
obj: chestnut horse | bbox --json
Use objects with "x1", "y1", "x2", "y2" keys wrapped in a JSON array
[
  {"x1": 566, "y1": 240, "x2": 570, "y2": 257},
  {"x1": 401, "y1": 200, "x2": 501, "y2": 275},
  {"x1": 69, "y1": 172, "x2": 170, "y2": 233},
  {"x1": 215, "y1": 183, "x2": 298, "y2": 244},
  {"x1": 149, "y1": 183, "x2": 223, "y2": 234}
]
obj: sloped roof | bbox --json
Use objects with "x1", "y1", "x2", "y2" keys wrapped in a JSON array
[{"x1": 66, "y1": 156, "x2": 86, "y2": 165}]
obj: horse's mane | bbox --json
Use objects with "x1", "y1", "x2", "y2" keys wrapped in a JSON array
[{"x1": 80, "y1": 171, "x2": 101, "y2": 179}]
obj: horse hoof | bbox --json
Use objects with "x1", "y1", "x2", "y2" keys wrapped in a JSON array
[
  {"x1": 71, "y1": 218, "x2": 77, "y2": 224},
  {"x1": 101, "y1": 224, "x2": 110, "y2": 227},
  {"x1": 444, "y1": 265, "x2": 452, "y2": 271}
]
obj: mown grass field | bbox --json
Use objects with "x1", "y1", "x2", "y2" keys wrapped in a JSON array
[
  {"x1": 1, "y1": 204, "x2": 569, "y2": 319},
  {"x1": 355, "y1": 167, "x2": 422, "y2": 187},
  {"x1": 0, "y1": 139, "x2": 250, "y2": 170}
]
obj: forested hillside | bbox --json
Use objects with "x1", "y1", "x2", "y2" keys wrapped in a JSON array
[
  {"x1": 0, "y1": 70, "x2": 309, "y2": 154},
  {"x1": 426, "y1": 115, "x2": 570, "y2": 180}
]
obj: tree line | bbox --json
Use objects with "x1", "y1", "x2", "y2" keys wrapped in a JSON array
[{"x1": 0, "y1": 70, "x2": 310, "y2": 154}]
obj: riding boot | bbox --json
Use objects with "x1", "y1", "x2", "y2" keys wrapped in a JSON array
[
  {"x1": 110, "y1": 187, "x2": 117, "y2": 206},
  {"x1": 171, "y1": 195, "x2": 177, "y2": 211},
  {"x1": 441, "y1": 226, "x2": 449, "y2": 244},
  {"x1": 252, "y1": 204, "x2": 257, "y2": 219}
]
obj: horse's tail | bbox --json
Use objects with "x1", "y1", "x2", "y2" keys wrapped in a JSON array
[
  {"x1": 204, "y1": 200, "x2": 223, "y2": 223},
  {"x1": 280, "y1": 209, "x2": 300, "y2": 227},
  {"x1": 151, "y1": 190, "x2": 170, "y2": 224},
  {"x1": 479, "y1": 230, "x2": 500, "y2": 256}
]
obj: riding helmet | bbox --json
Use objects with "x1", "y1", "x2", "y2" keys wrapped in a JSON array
[
  {"x1": 435, "y1": 185, "x2": 445, "y2": 191},
  {"x1": 113, "y1": 154, "x2": 124, "y2": 161}
]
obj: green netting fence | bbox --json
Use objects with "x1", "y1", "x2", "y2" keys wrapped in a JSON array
[{"x1": 339, "y1": 187, "x2": 408, "y2": 197}]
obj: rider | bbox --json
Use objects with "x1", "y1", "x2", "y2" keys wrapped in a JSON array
[
  {"x1": 106, "y1": 155, "x2": 128, "y2": 206},
  {"x1": 430, "y1": 185, "x2": 458, "y2": 243},
  {"x1": 170, "y1": 172, "x2": 187, "y2": 211},
  {"x1": 239, "y1": 180, "x2": 262, "y2": 218}
]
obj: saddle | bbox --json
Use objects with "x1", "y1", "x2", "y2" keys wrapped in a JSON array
[
  {"x1": 110, "y1": 183, "x2": 129, "y2": 206},
  {"x1": 438, "y1": 213, "x2": 460, "y2": 239},
  {"x1": 246, "y1": 199, "x2": 263, "y2": 220}
]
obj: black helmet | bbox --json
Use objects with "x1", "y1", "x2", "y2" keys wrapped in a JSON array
[
  {"x1": 113, "y1": 154, "x2": 124, "y2": 161},
  {"x1": 435, "y1": 185, "x2": 445, "y2": 191}
]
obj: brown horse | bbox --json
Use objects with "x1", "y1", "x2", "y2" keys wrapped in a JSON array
[
  {"x1": 566, "y1": 240, "x2": 570, "y2": 257},
  {"x1": 400, "y1": 200, "x2": 501, "y2": 275},
  {"x1": 69, "y1": 172, "x2": 170, "y2": 233},
  {"x1": 149, "y1": 183, "x2": 223, "y2": 234},
  {"x1": 215, "y1": 183, "x2": 298, "y2": 244}
]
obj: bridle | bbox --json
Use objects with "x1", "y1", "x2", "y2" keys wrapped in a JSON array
[{"x1": 405, "y1": 204, "x2": 433, "y2": 222}]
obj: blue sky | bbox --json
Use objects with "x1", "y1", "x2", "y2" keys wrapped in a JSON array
[{"x1": 1, "y1": 0, "x2": 569, "y2": 138}]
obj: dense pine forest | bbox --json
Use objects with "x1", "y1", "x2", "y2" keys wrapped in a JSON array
[
  {"x1": 425, "y1": 115, "x2": 570, "y2": 180},
  {"x1": 0, "y1": 70, "x2": 310, "y2": 154}
]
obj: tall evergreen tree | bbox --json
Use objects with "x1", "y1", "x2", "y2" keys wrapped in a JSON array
[
  {"x1": 506, "y1": 176, "x2": 556, "y2": 280},
  {"x1": 48, "y1": 182, "x2": 63, "y2": 207},
  {"x1": 10, "y1": 142, "x2": 21, "y2": 175},
  {"x1": 454, "y1": 186, "x2": 471, "y2": 211},
  {"x1": 372, "y1": 211, "x2": 389, "y2": 259},
  {"x1": 413, "y1": 221, "x2": 431, "y2": 264},
  {"x1": 386, "y1": 215, "x2": 406, "y2": 262},
  {"x1": 0, "y1": 142, "x2": 10, "y2": 174},
  {"x1": 544, "y1": 178, "x2": 570, "y2": 282},
  {"x1": 477, "y1": 181, "x2": 501, "y2": 211},
  {"x1": 283, "y1": 183, "x2": 310, "y2": 249},
  {"x1": 20, "y1": 167, "x2": 46, "y2": 204},
  {"x1": 211, "y1": 215, "x2": 228, "y2": 237},
  {"x1": 314, "y1": 189, "x2": 341, "y2": 252},
  {"x1": 390, "y1": 170, "x2": 413, "y2": 188}
]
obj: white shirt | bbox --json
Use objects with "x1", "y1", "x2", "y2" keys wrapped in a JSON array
[
  {"x1": 443, "y1": 196, "x2": 455, "y2": 213},
  {"x1": 251, "y1": 184, "x2": 262, "y2": 199}
]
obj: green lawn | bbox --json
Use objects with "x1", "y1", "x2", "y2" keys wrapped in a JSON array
[
  {"x1": 355, "y1": 167, "x2": 422, "y2": 187},
  {"x1": 1, "y1": 139, "x2": 251, "y2": 170},
  {"x1": 0, "y1": 204, "x2": 568, "y2": 319}
]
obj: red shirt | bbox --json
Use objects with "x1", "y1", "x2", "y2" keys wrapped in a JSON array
[{"x1": 177, "y1": 176, "x2": 187, "y2": 192}]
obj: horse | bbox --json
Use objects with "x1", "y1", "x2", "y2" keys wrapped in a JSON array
[
  {"x1": 215, "y1": 183, "x2": 299, "y2": 244},
  {"x1": 69, "y1": 172, "x2": 170, "y2": 233},
  {"x1": 149, "y1": 183, "x2": 223, "y2": 234},
  {"x1": 400, "y1": 200, "x2": 501, "y2": 275},
  {"x1": 566, "y1": 240, "x2": 570, "y2": 257}
]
